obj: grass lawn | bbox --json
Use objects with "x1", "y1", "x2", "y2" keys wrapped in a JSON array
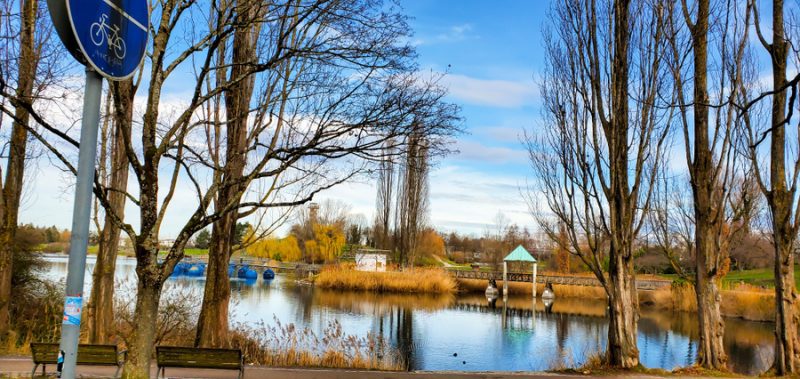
[
  {"x1": 156, "y1": 248, "x2": 209, "y2": 256},
  {"x1": 183, "y1": 248, "x2": 208, "y2": 256},
  {"x1": 722, "y1": 265, "x2": 800, "y2": 290}
]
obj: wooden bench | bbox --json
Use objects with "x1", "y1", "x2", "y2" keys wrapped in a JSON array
[
  {"x1": 156, "y1": 346, "x2": 244, "y2": 379},
  {"x1": 30, "y1": 343, "x2": 125, "y2": 378}
]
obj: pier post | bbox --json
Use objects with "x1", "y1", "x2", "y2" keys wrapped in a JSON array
[{"x1": 503, "y1": 261, "x2": 508, "y2": 300}]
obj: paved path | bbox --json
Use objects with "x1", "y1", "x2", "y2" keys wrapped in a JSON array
[{"x1": 0, "y1": 356, "x2": 697, "y2": 379}]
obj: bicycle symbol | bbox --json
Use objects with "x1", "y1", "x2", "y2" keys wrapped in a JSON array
[{"x1": 89, "y1": 14, "x2": 126, "y2": 60}]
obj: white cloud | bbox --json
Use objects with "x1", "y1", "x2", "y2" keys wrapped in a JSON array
[
  {"x1": 454, "y1": 140, "x2": 527, "y2": 164},
  {"x1": 443, "y1": 74, "x2": 537, "y2": 108}
]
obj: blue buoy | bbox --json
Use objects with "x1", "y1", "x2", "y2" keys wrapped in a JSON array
[
  {"x1": 262, "y1": 268, "x2": 275, "y2": 280},
  {"x1": 186, "y1": 263, "x2": 206, "y2": 277},
  {"x1": 171, "y1": 262, "x2": 189, "y2": 276},
  {"x1": 228, "y1": 264, "x2": 236, "y2": 277},
  {"x1": 237, "y1": 266, "x2": 257, "y2": 279}
]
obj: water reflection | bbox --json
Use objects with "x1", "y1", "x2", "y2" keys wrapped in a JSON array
[{"x1": 42, "y1": 256, "x2": 773, "y2": 374}]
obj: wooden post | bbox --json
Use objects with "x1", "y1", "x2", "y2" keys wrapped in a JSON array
[
  {"x1": 503, "y1": 261, "x2": 508, "y2": 300},
  {"x1": 533, "y1": 262, "x2": 538, "y2": 298}
]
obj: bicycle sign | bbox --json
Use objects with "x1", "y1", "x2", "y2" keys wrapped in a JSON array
[
  {"x1": 48, "y1": 0, "x2": 149, "y2": 80},
  {"x1": 90, "y1": 14, "x2": 126, "y2": 60}
]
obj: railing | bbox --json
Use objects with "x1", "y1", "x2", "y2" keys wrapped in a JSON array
[{"x1": 449, "y1": 269, "x2": 670, "y2": 290}]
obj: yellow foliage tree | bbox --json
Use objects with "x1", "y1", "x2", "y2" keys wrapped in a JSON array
[
  {"x1": 244, "y1": 227, "x2": 303, "y2": 262},
  {"x1": 313, "y1": 223, "x2": 345, "y2": 263},
  {"x1": 417, "y1": 229, "x2": 445, "y2": 257}
]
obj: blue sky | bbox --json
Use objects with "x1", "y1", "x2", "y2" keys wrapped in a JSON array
[{"x1": 19, "y1": 1, "x2": 549, "y2": 237}]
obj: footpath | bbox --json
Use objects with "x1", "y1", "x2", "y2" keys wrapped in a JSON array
[{"x1": 0, "y1": 356, "x2": 740, "y2": 378}]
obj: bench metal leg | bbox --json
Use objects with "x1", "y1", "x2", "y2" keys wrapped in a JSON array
[
  {"x1": 31, "y1": 363, "x2": 38, "y2": 378},
  {"x1": 114, "y1": 364, "x2": 122, "y2": 379}
]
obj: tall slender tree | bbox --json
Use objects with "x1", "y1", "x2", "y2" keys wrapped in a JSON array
[
  {"x1": 528, "y1": 0, "x2": 671, "y2": 367},
  {"x1": 666, "y1": 0, "x2": 750, "y2": 369},
  {"x1": 195, "y1": 0, "x2": 262, "y2": 348},
  {"x1": 741, "y1": 0, "x2": 800, "y2": 373},
  {"x1": 86, "y1": 78, "x2": 135, "y2": 344},
  {"x1": 0, "y1": 0, "x2": 39, "y2": 337},
  {"x1": 395, "y1": 128, "x2": 429, "y2": 267}
]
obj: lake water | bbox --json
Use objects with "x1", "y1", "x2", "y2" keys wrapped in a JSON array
[{"x1": 43, "y1": 256, "x2": 774, "y2": 374}]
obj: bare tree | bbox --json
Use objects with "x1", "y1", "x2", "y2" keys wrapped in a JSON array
[
  {"x1": 0, "y1": 1, "x2": 458, "y2": 375},
  {"x1": 86, "y1": 78, "x2": 135, "y2": 344},
  {"x1": 739, "y1": 0, "x2": 800, "y2": 373},
  {"x1": 395, "y1": 127, "x2": 429, "y2": 266},
  {"x1": 664, "y1": 0, "x2": 750, "y2": 369},
  {"x1": 374, "y1": 141, "x2": 395, "y2": 250},
  {"x1": 527, "y1": 0, "x2": 671, "y2": 367},
  {"x1": 0, "y1": 0, "x2": 64, "y2": 337}
]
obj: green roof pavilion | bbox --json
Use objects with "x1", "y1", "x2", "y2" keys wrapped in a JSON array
[
  {"x1": 501, "y1": 245, "x2": 539, "y2": 299},
  {"x1": 504, "y1": 245, "x2": 537, "y2": 262}
]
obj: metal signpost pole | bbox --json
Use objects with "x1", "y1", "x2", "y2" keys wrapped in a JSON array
[{"x1": 58, "y1": 69, "x2": 103, "y2": 379}]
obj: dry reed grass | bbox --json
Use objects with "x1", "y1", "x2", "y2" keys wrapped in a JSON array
[
  {"x1": 460, "y1": 277, "x2": 778, "y2": 321},
  {"x1": 230, "y1": 317, "x2": 404, "y2": 371},
  {"x1": 647, "y1": 281, "x2": 775, "y2": 321},
  {"x1": 315, "y1": 266, "x2": 456, "y2": 294}
]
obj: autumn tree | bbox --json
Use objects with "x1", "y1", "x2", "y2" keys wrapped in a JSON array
[
  {"x1": 416, "y1": 229, "x2": 445, "y2": 258},
  {"x1": 528, "y1": 0, "x2": 671, "y2": 367}
]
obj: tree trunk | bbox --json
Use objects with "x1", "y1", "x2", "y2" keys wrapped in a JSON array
[
  {"x1": 195, "y1": 215, "x2": 235, "y2": 347},
  {"x1": 121, "y1": 271, "x2": 162, "y2": 379},
  {"x1": 195, "y1": 0, "x2": 257, "y2": 347},
  {"x1": 764, "y1": 0, "x2": 800, "y2": 373},
  {"x1": 87, "y1": 79, "x2": 133, "y2": 344},
  {"x1": 0, "y1": 0, "x2": 37, "y2": 337},
  {"x1": 687, "y1": 0, "x2": 727, "y2": 369},
  {"x1": 603, "y1": 0, "x2": 639, "y2": 368},
  {"x1": 606, "y1": 247, "x2": 639, "y2": 368},
  {"x1": 694, "y1": 225, "x2": 727, "y2": 368},
  {"x1": 773, "y1": 240, "x2": 800, "y2": 374}
]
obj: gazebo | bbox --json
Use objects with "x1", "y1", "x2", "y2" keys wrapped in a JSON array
[{"x1": 502, "y1": 245, "x2": 538, "y2": 299}]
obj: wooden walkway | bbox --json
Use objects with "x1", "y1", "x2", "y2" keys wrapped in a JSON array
[{"x1": 449, "y1": 269, "x2": 671, "y2": 290}]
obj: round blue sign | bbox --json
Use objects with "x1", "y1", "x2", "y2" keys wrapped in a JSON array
[{"x1": 48, "y1": 0, "x2": 149, "y2": 80}]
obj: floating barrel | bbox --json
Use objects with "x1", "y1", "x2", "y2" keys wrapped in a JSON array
[
  {"x1": 237, "y1": 266, "x2": 257, "y2": 279},
  {"x1": 228, "y1": 263, "x2": 236, "y2": 277},
  {"x1": 171, "y1": 262, "x2": 190, "y2": 276},
  {"x1": 262, "y1": 268, "x2": 275, "y2": 280},
  {"x1": 186, "y1": 263, "x2": 206, "y2": 277}
]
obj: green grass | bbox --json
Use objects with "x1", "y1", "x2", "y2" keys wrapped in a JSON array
[
  {"x1": 660, "y1": 266, "x2": 800, "y2": 290},
  {"x1": 722, "y1": 266, "x2": 800, "y2": 290},
  {"x1": 183, "y1": 248, "x2": 208, "y2": 256},
  {"x1": 87, "y1": 245, "x2": 99, "y2": 254},
  {"x1": 157, "y1": 248, "x2": 209, "y2": 256}
]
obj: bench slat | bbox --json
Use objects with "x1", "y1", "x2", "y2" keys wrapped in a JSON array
[
  {"x1": 156, "y1": 346, "x2": 242, "y2": 370},
  {"x1": 30, "y1": 343, "x2": 121, "y2": 366}
]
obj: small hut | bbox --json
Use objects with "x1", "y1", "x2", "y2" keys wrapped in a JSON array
[
  {"x1": 354, "y1": 249, "x2": 390, "y2": 272},
  {"x1": 502, "y1": 245, "x2": 538, "y2": 298}
]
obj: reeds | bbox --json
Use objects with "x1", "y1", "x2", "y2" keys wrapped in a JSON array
[
  {"x1": 230, "y1": 317, "x2": 404, "y2": 371},
  {"x1": 315, "y1": 266, "x2": 457, "y2": 294}
]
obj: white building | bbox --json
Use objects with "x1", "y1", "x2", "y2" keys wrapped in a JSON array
[{"x1": 355, "y1": 250, "x2": 389, "y2": 272}]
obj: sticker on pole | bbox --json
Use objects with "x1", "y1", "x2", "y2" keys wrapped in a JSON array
[
  {"x1": 47, "y1": 0, "x2": 149, "y2": 80},
  {"x1": 63, "y1": 296, "x2": 83, "y2": 325}
]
